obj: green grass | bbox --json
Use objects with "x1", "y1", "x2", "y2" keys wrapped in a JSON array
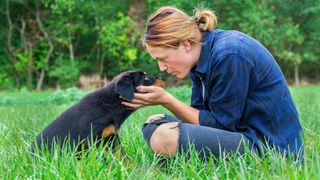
[{"x1": 0, "y1": 86, "x2": 319, "y2": 179}]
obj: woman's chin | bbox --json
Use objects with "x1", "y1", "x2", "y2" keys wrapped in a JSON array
[{"x1": 175, "y1": 73, "x2": 187, "y2": 79}]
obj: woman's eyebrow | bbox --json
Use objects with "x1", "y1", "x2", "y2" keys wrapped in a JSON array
[{"x1": 156, "y1": 57, "x2": 166, "y2": 61}]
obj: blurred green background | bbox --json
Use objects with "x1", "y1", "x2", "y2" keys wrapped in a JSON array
[{"x1": 1, "y1": 0, "x2": 319, "y2": 90}]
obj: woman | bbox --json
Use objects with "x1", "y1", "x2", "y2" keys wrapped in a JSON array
[{"x1": 122, "y1": 6, "x2": 303, "y2": 159}]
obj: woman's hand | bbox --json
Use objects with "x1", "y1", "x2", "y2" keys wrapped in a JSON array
[
  {"x1": 121, "y1": 85, "x2": 171, "y2": 110},
  {"x1": 121, "y1": 85, "x2": 200, "y2": 125}
]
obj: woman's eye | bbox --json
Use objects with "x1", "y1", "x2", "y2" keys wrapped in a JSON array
[{"x1": 157, "y1": 57, "x2": 166, "y2": 62}]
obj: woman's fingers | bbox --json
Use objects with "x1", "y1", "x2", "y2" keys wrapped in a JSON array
[
  {"x1": 136, "y1": 85, "x2": 157, "y2": 93},
  {"x1": 119, "y1": 85, "x2": 165, "y2": 109},
  {"x1": 120, "y1": 94, "x2": 150, "y2": 109},
  {"x1": 121, "y1": 101, "x2": 143, "y2": 110},
  {"x1": 120, "y1": 95, "x2": 148, "y2": 104},
  {"x1": 130, "y1": 98, "x2": 147, "y2": 104},
  {"x1": 133, "y1": 93, "x2": 150, "y2": 101}
]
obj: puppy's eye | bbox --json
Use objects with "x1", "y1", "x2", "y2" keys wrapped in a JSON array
[{"x1": 142, "y1": 76, "x2": 154, "y2": 86}]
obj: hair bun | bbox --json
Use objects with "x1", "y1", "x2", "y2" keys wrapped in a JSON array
[{"x1": 193, "y1": 9, "x2": 217, "y2": 32}]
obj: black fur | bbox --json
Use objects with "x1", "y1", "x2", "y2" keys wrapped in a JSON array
[{"x1": 31, "y1": 71, "x2": 159, "y2": 153}]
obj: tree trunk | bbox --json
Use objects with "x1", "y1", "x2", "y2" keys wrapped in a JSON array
[
  {"x1": 68, "y1": 33, "x2": 74, "y2": 63},
  {"x1": 19, "y1": 18, "x2": 33, "y2": 90},
  {"x1": 128, "y1": 0, "x2": 145, "y2": 31},
  {"x1": 5, "y1": 0, "x2": 20, "y2": 88},
  {"x1": 36, "y1": 42, "x2": 54, "y2": 91},
  {"x1": 294, "y1": 64, "x2": 299, "y2": 86},
  {"x1": 35, "y1": 8, "x2": 54, "y2": 91},
  {"x1": 98, "y1": 45, "x2": 105, "y2": 76},
  {"x1": 27, "y1": 43, "x2": 33, "y2": 89}
]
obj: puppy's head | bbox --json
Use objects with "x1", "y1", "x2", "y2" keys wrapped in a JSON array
[{"x1": 115, "y1": 71, "x2": 164, "y2": 102}]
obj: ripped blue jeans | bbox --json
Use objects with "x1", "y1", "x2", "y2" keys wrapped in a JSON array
[{"x1": 142, "y1": 114, "x2": 256, "y2": 158}]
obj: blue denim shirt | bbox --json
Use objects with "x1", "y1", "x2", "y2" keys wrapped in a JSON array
[{"x1": 189, "y1": 29, "x2": 303, "y2": 154}]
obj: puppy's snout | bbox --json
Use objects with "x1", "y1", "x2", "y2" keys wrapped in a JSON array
[
  {"x1": 153, "y1": 78, "x2": 165, "y2": 88},
  {"x1": 142, "y1": 73, "x2": 165, "y2": 88}
]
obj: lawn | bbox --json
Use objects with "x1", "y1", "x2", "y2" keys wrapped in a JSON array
[{"x1": 0, "y1": 86, "x2": 319, "y2": 179}]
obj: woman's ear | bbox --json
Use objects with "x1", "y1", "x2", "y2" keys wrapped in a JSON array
[{"x1": 181, "y1": 40, "x2": 191, "y2": 52}]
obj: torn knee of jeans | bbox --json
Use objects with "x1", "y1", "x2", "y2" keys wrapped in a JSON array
[{"x1": 146, "y1": 114, "x2": 166, "y2": 124}]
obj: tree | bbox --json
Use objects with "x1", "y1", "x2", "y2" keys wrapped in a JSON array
[
  {"x1": 268, "y1": 0, "x2": 320, "y2": 85},
  {"x1": 0, "y1": 0, "x2": 319, "y2": 89}
]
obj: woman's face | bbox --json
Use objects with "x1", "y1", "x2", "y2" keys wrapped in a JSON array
[{"x1": 146, "y1": 41, "x2": 201, "y2": 79}]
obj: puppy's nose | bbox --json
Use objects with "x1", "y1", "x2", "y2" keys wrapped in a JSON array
[{"x1": 153, "y1": 77, "x2": 165, "y2": 88}]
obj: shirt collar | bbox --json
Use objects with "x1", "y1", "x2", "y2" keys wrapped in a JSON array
[{"x1": 189, "y1": 31, "x2": 215, "y2": 78}]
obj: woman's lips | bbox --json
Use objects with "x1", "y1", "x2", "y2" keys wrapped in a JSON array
[{"x1": 167, "y1": 70, "x2": 178, "y2": 76}]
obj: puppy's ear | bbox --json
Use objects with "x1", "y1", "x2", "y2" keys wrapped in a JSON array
[{"x1": 115, "y1": 76, "x2": 134, "y2": 101}]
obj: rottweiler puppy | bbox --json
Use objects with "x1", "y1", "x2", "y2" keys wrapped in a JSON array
[{"x1": 31, "y1": 70, "x2": 164, "y2": 154}]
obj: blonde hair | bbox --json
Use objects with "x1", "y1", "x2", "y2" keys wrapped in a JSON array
[{"x1": 143, "y1": 6, "x2": 217, "y2": 48}]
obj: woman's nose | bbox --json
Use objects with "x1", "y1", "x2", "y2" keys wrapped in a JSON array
[{"x1": 158, "y1": 62, "x2": 167, "y2": 71}]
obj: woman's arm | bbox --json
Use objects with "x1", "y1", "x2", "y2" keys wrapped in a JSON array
[
  {"x1": 121, "y1": 86, "x2": 200, "y2": 125},
  {"x1": 162, "y1": 91, "x2": 200, "y2": 125}
]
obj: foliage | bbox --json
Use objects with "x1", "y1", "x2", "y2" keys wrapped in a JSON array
[
  {"x1": 0, "y1": 67, "x2": 15, "y2": 90},
  {"x1": 0, "y1": 87, "x2": 85, "y2": 105},
  {"x1": 98, "y1": 13, "x2": 140, "y2": 76},
  {"x1": 0, "y1": 0, "x2": 319, "y2": 90},
  {"x1": 41, "y1": 87, "x2": 86, "y2": 105},
  {"x1": 48, "y1": 58, "x2": 82, "y2": 88}
]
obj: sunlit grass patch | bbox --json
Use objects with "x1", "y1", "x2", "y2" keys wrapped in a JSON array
[{"x1": 0, "y1": 86, "x2": 319, "y2": 178}]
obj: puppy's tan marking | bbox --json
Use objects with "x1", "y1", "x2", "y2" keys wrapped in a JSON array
[
  {"x1": 153, "y1": 79, "x2": 165, "y2": 88},
  {"x1": 102, "y1": 124, "x2": 116, "y2": 138}
]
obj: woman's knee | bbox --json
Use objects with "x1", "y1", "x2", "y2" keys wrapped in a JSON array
[
  {"x1": 149, "y1": 122, "x2": 180, "y2": 157},
  {"x1": 145, "y1": 114, "x2": 166, "y2": 124}
]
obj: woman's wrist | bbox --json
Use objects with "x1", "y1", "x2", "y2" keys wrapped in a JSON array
[{"x1": 162, "y1": 91, "x2": 174, "y2": 107}]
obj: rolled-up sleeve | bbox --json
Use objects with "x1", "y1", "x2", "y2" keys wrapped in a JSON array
[{"x1": 198, "y1": 53, "x2": 252, "y2": 131}]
